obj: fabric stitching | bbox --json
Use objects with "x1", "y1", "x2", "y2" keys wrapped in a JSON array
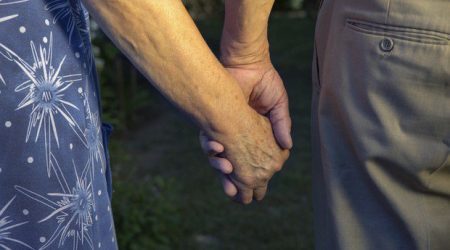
[
  {"x1": 347, "y1": 18, "x2": 450, "y2": 39},
  {"x1": 345, "y1": 19, "x2": 449, "y2": 46}
]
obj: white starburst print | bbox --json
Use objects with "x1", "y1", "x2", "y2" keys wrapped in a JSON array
[
  {"x1": 83, "y1": 97, "x2": 105, "y2": 174},
  {"x1": 77, "y1": 94, "x2": 106, "y2": 211},
  {"x1": 0, "y1": 0, "x2": 29, "y2": 6},
  {"x1": 45, "y1": 0, "x2": 94, "y2": 74},
  {"x1": 0, "y1": 13, "x2": 17, "y2": 23},
  {"x1": 85, "y1": 111, "x2": 104, "y2": 210},
  {"x1": 0, "y1": 0, "x2": 29, "y2": 25},
  {"x1": 0, "y1": 196, "x2": 34, "y2": 250},
  {"x1": 0, "y1": 72, "x2": 5, "y2": 85},
  {"x1": 45, "y1": 0, "x2": 78, "y2": 44},
  {"x1": 0, "y1": 1, "x2": 117, "y2": 248},
  {"x1": 15, "y1": 159, "x2": 95, "y2": 250},
  {"x1": 86, "y1": 112, "x2": 103, "y2": 169},
  {"x1": 0, "y1": 0, "x2": 29, "y2": 84},
  {"x1": 0, "y1": 32, "x2": 86, "y2": 176}
]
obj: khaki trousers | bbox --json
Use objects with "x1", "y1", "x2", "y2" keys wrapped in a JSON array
[{"x1": 311, "y1": 0, "x2": 450, "y2": 249}]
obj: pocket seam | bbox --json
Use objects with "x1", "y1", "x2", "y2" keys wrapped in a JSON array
[{"x1": 345, "y1": 18, "x2": 449, "y2": 46}]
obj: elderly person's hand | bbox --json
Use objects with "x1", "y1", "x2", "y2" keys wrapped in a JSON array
[
  {"x1": 198, "y1": 0, "x2": 292, "y2": 203},
  {"x1": 82, "y1": 0, "x2": 288, "y2": 205},
  {"x1": 203, "y1": 103, "x2": 290, "y2": 204},
  {"x1": 199, "y1": 60, "x2": 291, "y2": 202}
]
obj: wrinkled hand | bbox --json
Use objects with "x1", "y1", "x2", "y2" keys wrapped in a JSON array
[
  {"x1": 199, "y1": 60, "x2": 292, "y2": 203},
  {"x1": 226, "y1": 62, "x2": 292, "y2": 149},
  {"x1": 201, "y1": 107, "x2": 290, "y2": 204}
]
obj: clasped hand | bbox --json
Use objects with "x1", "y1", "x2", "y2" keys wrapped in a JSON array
[{"x1": 199, "y1": 59, "x2": 292, "y2": 204}]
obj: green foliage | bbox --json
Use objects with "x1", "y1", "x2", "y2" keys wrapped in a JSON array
[
  {"x1": 112, "y1": 177, "x2": 182, "y2": 249},
  {"x1": 182, "y1": 0, "x2": 321, "y2": 19},
  {"x1": 107, "y1": 139, "x2": 183, "y2": 249},
  {"x1": 273, "y1": 0, "x2": 305, "y2": 10},
  {"x1": 91, "y1": 26, "x2": 154, "y2": 132},
  {"x1": 183, "y1": 0, "x2": 224, "y2": 19}
]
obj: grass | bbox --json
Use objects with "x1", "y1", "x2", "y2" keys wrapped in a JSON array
[{"x1": 108, "y1": 16, "x2": 316, "y2": 250}]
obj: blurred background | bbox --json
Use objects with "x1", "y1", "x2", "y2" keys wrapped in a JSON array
[{"x1": 91, "y1": 0, "x2": 320, "y2": 249}]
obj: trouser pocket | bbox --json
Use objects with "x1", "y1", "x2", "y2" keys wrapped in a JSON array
[
  {"x1": 346, "y1": 18, "x2": 449, "y2": 45},
  {"x1": 338, "y1": 17, "x2": 450, "y2": 183}
]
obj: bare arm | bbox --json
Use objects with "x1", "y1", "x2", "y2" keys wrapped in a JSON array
[
  {"x1": 221, "y1": 1, "x2": 292, "y2": 148},
  {"x1": 221, "y1": 0, "x2": 275, "y2": 66},
  {"x1": 200, "y1": 0, "x2": 292, "y2": 197},
  {"x1": 82, "y1": 0, "x2": 251, "y2": 138},
  {"x1": 81, "y1": 0, "x2": 289, "y2": 204}
]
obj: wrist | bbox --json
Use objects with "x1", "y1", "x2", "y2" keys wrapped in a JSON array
[
  {"x1": 220, "y1": 31, "x2": 271, "y2": 67},
  {"x1": 221, "y1": 0, "x2": 274, "y2": 66},
  {"x1": 202, "y1": 98, "x2": 258, "y2": 145}
]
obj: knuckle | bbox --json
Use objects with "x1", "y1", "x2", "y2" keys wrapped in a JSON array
[
  {"x1": 245, "y1": 179, "x2": 259, "y2": 189},
  {"x1": 255, "y1": 170, "x2": 271, "y2": 184},
  {"x1": 232, "y1": 174, "x2": 255, "y2": 189},
  {"x1": 273, "y1": 163, "x2": 283, "y2": 172}
]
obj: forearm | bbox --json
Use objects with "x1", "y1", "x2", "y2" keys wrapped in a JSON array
[
  {"x1": 221, "y1": 0, "x2": 275, "y2": 65},
  {"x1": 82, "y1": 0, "x2": 251, "y2": 137}
]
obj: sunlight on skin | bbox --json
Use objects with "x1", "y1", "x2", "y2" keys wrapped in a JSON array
[
  {"x1": 199, "y1": 0, "x2": 293, "y2": 202},
  {"x1": 81, "y1": 0, "x2": 290, "y2": 204}
]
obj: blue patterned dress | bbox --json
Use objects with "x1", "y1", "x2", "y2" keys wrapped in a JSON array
[{"x1": 0, "y1": 0, "x2": 118, "y2": 249}]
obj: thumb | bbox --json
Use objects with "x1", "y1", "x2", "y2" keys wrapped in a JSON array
[{"x1": 269, "y1": 98, "x2": 293, "y2": 150}]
